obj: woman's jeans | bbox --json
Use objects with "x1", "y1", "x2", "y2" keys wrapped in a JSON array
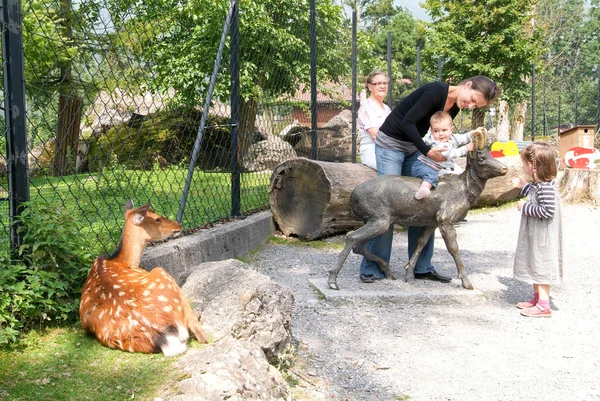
[{"x1": 359, "y1": 145, "x2": 435, "y2": 277}]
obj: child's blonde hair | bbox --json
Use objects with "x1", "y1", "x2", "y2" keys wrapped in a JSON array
[
  {"x1": 521, "y1": 142, "x2": 557, "y2": 182},
  {"x1": 430, "y1": 111, "x2": 452, "y2": 127}
]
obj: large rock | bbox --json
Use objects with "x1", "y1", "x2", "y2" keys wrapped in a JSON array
[
  {"x1": 172, "y1": 338, "x2": 292, "y2": 401},
  {"x1": 242, "y1": 135, "x2": 297, "y2": 172},
  {"x1": 476, "y1": 155, "x2": 522, "y2": 206},
  {"x1": 181, "y1": 259, "x2": 294, "y2": 362}
]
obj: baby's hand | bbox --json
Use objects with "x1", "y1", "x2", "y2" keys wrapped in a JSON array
[
  {"x1": 465, "y1": 142, "x2": 474, "y2": 152},
  {"x1": 517, "y1": 200, "x2": 526, "y2": 211}
]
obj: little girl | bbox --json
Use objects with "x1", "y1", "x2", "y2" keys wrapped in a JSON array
[{"x1": 512, "y1": 142, "x2": 563, "y2": 318}]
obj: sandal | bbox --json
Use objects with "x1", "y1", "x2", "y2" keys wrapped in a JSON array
[{"x1": 520, "y1": 303, "x2": 552, "y2": 318}]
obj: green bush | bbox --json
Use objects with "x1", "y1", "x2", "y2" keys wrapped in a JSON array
[{"x1": 0, "y1": 201, "x2": 100, "y2": 346}]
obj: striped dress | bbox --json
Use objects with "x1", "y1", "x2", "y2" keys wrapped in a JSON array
[{"x1": 513, "y1": 180, "x2": 564, "y2": 284}]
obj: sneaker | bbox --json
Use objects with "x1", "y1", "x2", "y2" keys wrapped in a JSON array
[
  {"x1": 520, "y1": 304, "x2": 552, "y2": 318},
  {"x1": 516, "y1": 300, "x2": 537, "y2": 309}
]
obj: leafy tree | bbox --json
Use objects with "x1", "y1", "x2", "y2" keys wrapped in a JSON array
[
  {"x1": 533, "y1": 0, "x2": 589, "y2": 133},
  {"x1": 421, "y1": 0, "x2": 542, "y2": 130},
  {"x1": 101, "y1": 0, "x2": 350, "y2": 157}
]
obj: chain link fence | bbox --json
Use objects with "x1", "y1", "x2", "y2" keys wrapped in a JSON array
[{"x1": 1, "y1": 0, "x2": 598, "y2": 256}]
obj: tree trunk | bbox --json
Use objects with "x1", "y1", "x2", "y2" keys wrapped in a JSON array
[
  {"x1": 472, "y1": 108, "x2": 485, "y2": 130},
  {"x1": 510, "y1": 101, "x2": 527, "y2": 141},
  {"x1": 496, "y1": 100, "x2": 510, "y2": 141},
  {"x1": 238, "y1": 97, "x2": 258, "y2": 164},
  {"x1": 558, "y1": 169, "x2": 600, "y2": 203},
  {"x1": 52, "y1": 94, "x2": 82, "y2": 176},
  {"x1": 269, "y1": 157, "x2": 376, "y2": 240}
]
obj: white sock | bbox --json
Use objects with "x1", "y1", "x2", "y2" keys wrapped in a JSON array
[{"x1": 415, "y1": 183, "x2": 432, "y2": 200}]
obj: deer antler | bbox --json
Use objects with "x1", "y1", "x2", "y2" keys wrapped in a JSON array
[{"x1": 471, "y1": 128, "x2": 488, "y2": 150}]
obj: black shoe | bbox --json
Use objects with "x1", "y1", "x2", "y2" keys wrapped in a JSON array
[
  {"x1": 360, "y1": 273, "x2": 384, "y2": 283},
  {"x1": 414, "y1": 270, "x2": 452, "y2": 283}
]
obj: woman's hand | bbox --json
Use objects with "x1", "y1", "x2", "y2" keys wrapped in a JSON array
[{"x1": 426, "y1": 148, "x2": 447, "y2": 162}]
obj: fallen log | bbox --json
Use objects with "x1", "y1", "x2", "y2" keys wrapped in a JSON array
[
  {"x1": 558, "y1": 168, "x2": 600, "y2": 203},
  {"x1": 269, "y1": 157, "x2": 376, "y2": 240}
]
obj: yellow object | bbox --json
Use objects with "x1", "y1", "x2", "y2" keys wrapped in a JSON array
[
  {"x1": 490, "y1": 142, "x2": 504, "y2": 152},
  {"x1": 502, "y1": 141, "x2": 519, "y2": 156}
]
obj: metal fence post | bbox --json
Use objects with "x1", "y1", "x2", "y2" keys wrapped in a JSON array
[
  {"x1": 351, "y1": 9, "x2": 357, "y2": 163},
  {"x1": 416, "y1": 45, "x2": 421, "y2": 89},
  {"x1": 177, "y1": 1, "x2": 234, "y2": 223},
  {"x1": 575, "y1": 86, "x2": 578, "y2": 126},
  {"x1": 386, "y1": 31, "x2": 393, "y2": 107},
  {"x1": 531, "y1": 63, "x2": 535, "y2": 142},
  {"x1": 230, "y1": 0, "x2": 240, "y2": 216},
  {"x1": 1, "y1": 0, "x2": 30, "y2": 251},
  {"x1": 597, "y1": 65, "x2": 600, "y2": 131},
  {"x1": 310, "y1": 0, "x2": 317, "y2": 160}
]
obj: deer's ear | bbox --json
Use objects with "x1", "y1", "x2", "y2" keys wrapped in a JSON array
[
  {"x1": 132, "y1": 202, "x2": 151, "y2": 225},
  {"x1": 125, "y1": 198, "x2": 134, "y2": 212},
  {"x1": 132, "y1": 208, "x2": 148, "y2": 225}
]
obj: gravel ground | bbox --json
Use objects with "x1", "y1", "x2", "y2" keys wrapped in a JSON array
[{"x1": 248, "y1": 202, "x2": 600, "y2": 401}]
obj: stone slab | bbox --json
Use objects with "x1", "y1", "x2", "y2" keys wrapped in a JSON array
[{"x1": 308, "y1": 277, "x2": 487, "y2": 305}]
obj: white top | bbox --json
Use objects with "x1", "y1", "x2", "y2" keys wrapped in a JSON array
[{"x1": 357, "y1": 97, "x2": 391, "y2": 169}]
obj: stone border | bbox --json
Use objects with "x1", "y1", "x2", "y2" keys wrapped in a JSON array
[{"x1": 140, "y1": 211, "x2": 275, "y2": 284}]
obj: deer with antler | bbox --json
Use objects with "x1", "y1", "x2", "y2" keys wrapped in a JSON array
[
  {"x1": 327, "y1": 129, "x2": 508, "y2": 290},
  {"x1": 79, "y1": 199, "x2": 207, "y2": 356}
]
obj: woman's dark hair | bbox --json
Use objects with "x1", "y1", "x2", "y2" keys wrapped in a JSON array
[{"x1": 459, "y1": 75, "x2": 502, "y2": 104}]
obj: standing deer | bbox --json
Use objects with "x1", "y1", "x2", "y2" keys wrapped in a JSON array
[
  {"x1": 328, "y1": 130, "x2": 507, "y2": 290},
  {"x1": 79, "y1": 199, "x2": 207, "y2": 356}
]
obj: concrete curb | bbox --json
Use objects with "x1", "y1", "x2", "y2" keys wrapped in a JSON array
[{"x1": 140, "y1": 211, "x2": 276, "y2": 285}]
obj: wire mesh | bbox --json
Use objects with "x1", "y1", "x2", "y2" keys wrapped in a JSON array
[{"x1": 1, "y1": 0, "x2": 599, "y2": 256}]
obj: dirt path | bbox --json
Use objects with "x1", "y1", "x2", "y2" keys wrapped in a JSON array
[{"x1": 249, "y1": 203, "x2": 600, "y2": 401}]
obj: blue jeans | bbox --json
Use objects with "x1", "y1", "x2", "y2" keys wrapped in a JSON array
[
  {"x1": 411, "y1": 158, "x2": 439, "y2": 187},
  {"x1": 359, "y1": 145, "x2": 436, "y2": 277}
]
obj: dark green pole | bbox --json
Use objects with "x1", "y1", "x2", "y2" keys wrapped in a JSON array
[{"x1": 2, "y1": 0, "x2": 30, "y2": 251}]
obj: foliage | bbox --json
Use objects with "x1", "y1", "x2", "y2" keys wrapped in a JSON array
[
  {"x1": 530, "y1": 0, "x2": 599, "y2": 133},
  {"x1": 101, "y1": 0, "x2": 348, "y2": 112},
  {"x1": 421, "y1": 0, "x2": 543, "y2": 104},
  {"x1": 22, "y1": 0, "x2": 77, "y2": 87},
  {"x1": 0, "y1": 201, "x2": 98, "y2": 346}
]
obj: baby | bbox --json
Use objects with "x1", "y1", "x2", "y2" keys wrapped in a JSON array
[{"x1": 412, "y1": 111, "x2": 476, "y2": 199}]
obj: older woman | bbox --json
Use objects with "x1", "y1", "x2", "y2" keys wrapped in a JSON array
[{"x1": 357, "y1": 70, "x2": 391, "y2": 170}]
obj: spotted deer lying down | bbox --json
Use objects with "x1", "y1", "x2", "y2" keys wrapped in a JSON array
[{"x1": 79, "y1": 199, "x2": 207, "y2": 356}]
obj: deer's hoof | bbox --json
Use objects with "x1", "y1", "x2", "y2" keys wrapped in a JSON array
[
  {"x1": 461, "y1": 277, "x2": 474, "y2": 290},
  {"x1": 327, "y1": 273, "x2": 339, "y2": 290}
]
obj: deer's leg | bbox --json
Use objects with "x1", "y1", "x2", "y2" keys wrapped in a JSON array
[
  {"x1": 437, "y1": 223, "x2": 473, "y2": 289},
  {"x1": 404, "y1": 226, "x2": 436, "y2": 282},
  {"x1": 328, "y1": 219, "x2": 391, "y2": 290}
]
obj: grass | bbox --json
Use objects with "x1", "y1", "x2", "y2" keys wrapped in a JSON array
[
  {"x1": 0, "y1": 167, "x2": 271, "y2": 253},
  {"x1": 0, "y1": 324, "x2": 194, "y2": 401}
]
